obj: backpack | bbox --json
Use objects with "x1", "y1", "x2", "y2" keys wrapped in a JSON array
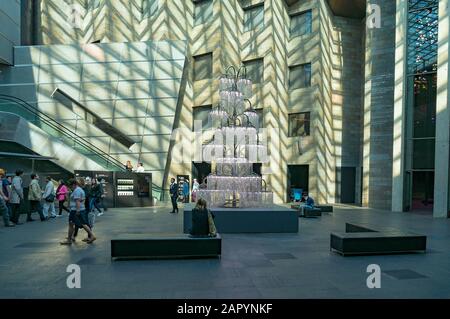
[{"x1": 45, "y1": 193, "x2": 55, "y2": 202}]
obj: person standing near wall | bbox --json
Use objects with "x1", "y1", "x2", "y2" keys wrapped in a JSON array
[
  {"x1": 10, "y1": 170, "x2": 24, "y2": 225},
  {"x1": 42, "y1": 176, "x2": 56, "y2": 219},
  {"x1": 28, "y1": 173, "x2": 45, "y2": 222},
  {"x1": 0, "y1": 169, "x2": 14, "y2": 227},
  {"x1": 170, "y1": 178, "x2": 178, "y2": 214}
]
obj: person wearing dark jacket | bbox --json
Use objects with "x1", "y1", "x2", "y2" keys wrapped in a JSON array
[
  {"x1": 169, "y1": 178, "x2": 178, "y2": 214},
  {"x1": 190, "y1": 198, "x2": 216, "y2": 237},
  {"x1": 190, "y1": 198, "x2": 209, "y2": 237}
]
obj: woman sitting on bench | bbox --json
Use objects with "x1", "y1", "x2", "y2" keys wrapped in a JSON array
[{"x1": 190, "y1": 198, "x2": 217, "y2": 237}]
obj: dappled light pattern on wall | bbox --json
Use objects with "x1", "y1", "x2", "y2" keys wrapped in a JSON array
[{"x1": 0, "y1": 40, "x2": 187, "y2": 188}]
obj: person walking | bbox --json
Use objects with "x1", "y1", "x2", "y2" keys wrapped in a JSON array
[
  {"x1": 84, "y1": 177, "x2": 92, "y2": 212},
  {"x1": 10, "y1": 170, "x2": 24, "y2": 224},
  {"x1": 60, "y1": 179, "x2": 96, "y2": 245},
  {"x1": 1, "y1": 170, "x2": 12, "y2": 222},
  {"x1": 42, "y1": 176, "x2": 56, "y2": 218},
  {"x1": 56, "y1": 180, "x2": 69, "y2": 216},
  {"x1": 90, "y1": 178, "x2": 102, "y2": 216},
  {"x1": 28, "y1": 173, "x2": 45, "y2": 221},
  {"x1": 169, "y1": 177, "x2": 178, "y2": 214},
  {"x1": 0, "y1": 169, "x2": 14, "y2": 227},
  {"x1": 72, "y1": 177, "x2": 86, "y2": 239},
  {"x1": 96, "y1": 178, "x2": 106, "y2": 216}
]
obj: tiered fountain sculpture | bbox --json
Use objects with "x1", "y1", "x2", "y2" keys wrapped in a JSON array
[{"x1": 198, "y1": 65, "x2": 273, "y2": 208}]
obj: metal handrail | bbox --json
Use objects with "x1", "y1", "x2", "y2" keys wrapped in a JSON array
[{"x1": 0, "y1": 94, "x2": 125, "y2": 171}]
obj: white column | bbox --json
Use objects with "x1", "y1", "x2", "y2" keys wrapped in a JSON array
[
  {"x1": 391, "y1": 0, "x2": 408, "y2": 212},
  {"x1": 434, "y1": 0, "x2": 450, "y2": 218}
]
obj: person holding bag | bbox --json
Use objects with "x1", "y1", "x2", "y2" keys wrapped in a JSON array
[
  {"x1": 28, "y1": 173, "x2": 45, "y2": 221},
  {"x1": 42, "y1": 176, "x2": 56, "y2": 219}
]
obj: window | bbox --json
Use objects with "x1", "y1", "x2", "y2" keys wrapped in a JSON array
[
  {"x1": 255, "y1": 108, "x2": 263, "y2": 129},
  {"x1": 193, "y1": 0, "x2": 213, "y2": 26},
  {"x1": 142, "y1": 0, "x2": 159, "y2": 18},
  {"x1": 193, "y1": 105, "x2": 212, "y2": 131},
  {"x1": 243, "y1": 4, "x2": 264, "y2": 32},
  {"x1": 90, "y1": 0, "x2": 102, "y2": 9},
  {"x1": 193, "y1": 53, "x2": 213, "y2": 81},
  {"x1": 289, "y1": 63, "x2": 311, "y2": 90},
  {"x1": 290, "y1": 10, "x2": 312, "y2": 37},
  {"x1": 243, "y1": 58, "x2": 263, "y2": 84},
  {"x1": 288, "y1": 112, "x2": 310, "y2": 137}
]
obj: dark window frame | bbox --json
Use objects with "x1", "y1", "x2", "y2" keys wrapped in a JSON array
[
  {"x1": 243, "y1": 58, "x2": 264, "y2": 84},
  {"x1": 193, "y1": 52, "x2": 213, "y2": 81},
  {"x1": 288, "y1": 112, "x2": 311, "y2": 137},
  {"x1": 193, "y1": 0, "x2": 214, "y2": 26},
  {"x1": 243, "y1": 3, "x2": 264, "y2": 32},
  {"x1": 192, "y1": 104, "x2": 213, "y2": 131},
  {"x1": 290, "y1": 9, "x2": 312, "y2": 38},
  {"x1": 288, "y1": 63, "x2": 312, "y2": 90},
  {"x1": 142, "y1": 0, "x2": 159, "y2": 18}
]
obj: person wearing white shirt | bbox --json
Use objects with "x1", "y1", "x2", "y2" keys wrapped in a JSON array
[
  {"x1": 43, "y1": 176, "x2": 57, "y2": 218},
  {"x1": 135, "y1": 162, "x2": 145, "y2": 173}
]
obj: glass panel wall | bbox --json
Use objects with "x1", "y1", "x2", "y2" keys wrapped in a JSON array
[{"x1": 405, "y1": 0, "x2": 438, "y2": 212}]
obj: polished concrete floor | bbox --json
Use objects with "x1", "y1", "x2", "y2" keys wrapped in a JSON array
[{"x1": 0, "y1": 204, "x2": 449, "y2": 299}]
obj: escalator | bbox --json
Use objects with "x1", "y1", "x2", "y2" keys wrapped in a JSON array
[
  {"x1": 0, "y1": 94, "x2": 125, "y2": 172},
  {"x1": 0, "y1": 94, "x2": 168, "y2": 201}
]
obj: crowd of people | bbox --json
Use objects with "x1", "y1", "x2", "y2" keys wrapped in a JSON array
[
  {"x1": 2, "y1": 167, "x2": 220, "y2": 241},
  {"x1": 169, "y1": 178, "x2": 201, "y2": 214},
  {"x1": 0, "y1": 168, "x2": 104, "y2": 244}
]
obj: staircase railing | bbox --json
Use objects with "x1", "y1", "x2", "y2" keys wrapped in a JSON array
[{"x1": 0, "y1": 94, "x2": 126, "y2": 172}]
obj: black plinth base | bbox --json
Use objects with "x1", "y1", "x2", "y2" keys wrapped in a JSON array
[
  {"x1": 302, "y1": 207, "x2": 322, "y2": 218},
  {"x1": 330, "y1": 223, "x2": 427, "y2": 256},
  {"x1": 183, "y1": 204, "x2": 299, "y2": 234},
  {"x1": 111, "y1": 233, "x2": 221, "y2": 260}
]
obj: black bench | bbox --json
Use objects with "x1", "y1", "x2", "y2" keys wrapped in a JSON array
[
  {"x1": 111, "y1": 233, "x2": 221, "y2": 260},
  {"x1": 301, "y1": 207, "x2": 322, "y2": 218},
  {"x1": 315, "y1": 205, "x2": 333, "y2": 213},
  {"x1": 330, "y1": 223, "x2": 426, "y2": 256},
  {"x1": 291, "y1": 204, "x2": 333, "y2": 216}
]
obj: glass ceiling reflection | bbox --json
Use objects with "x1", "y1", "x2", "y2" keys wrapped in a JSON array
[{"x1": 407, "y1": 0, "x2": 439, "y2": 74}]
